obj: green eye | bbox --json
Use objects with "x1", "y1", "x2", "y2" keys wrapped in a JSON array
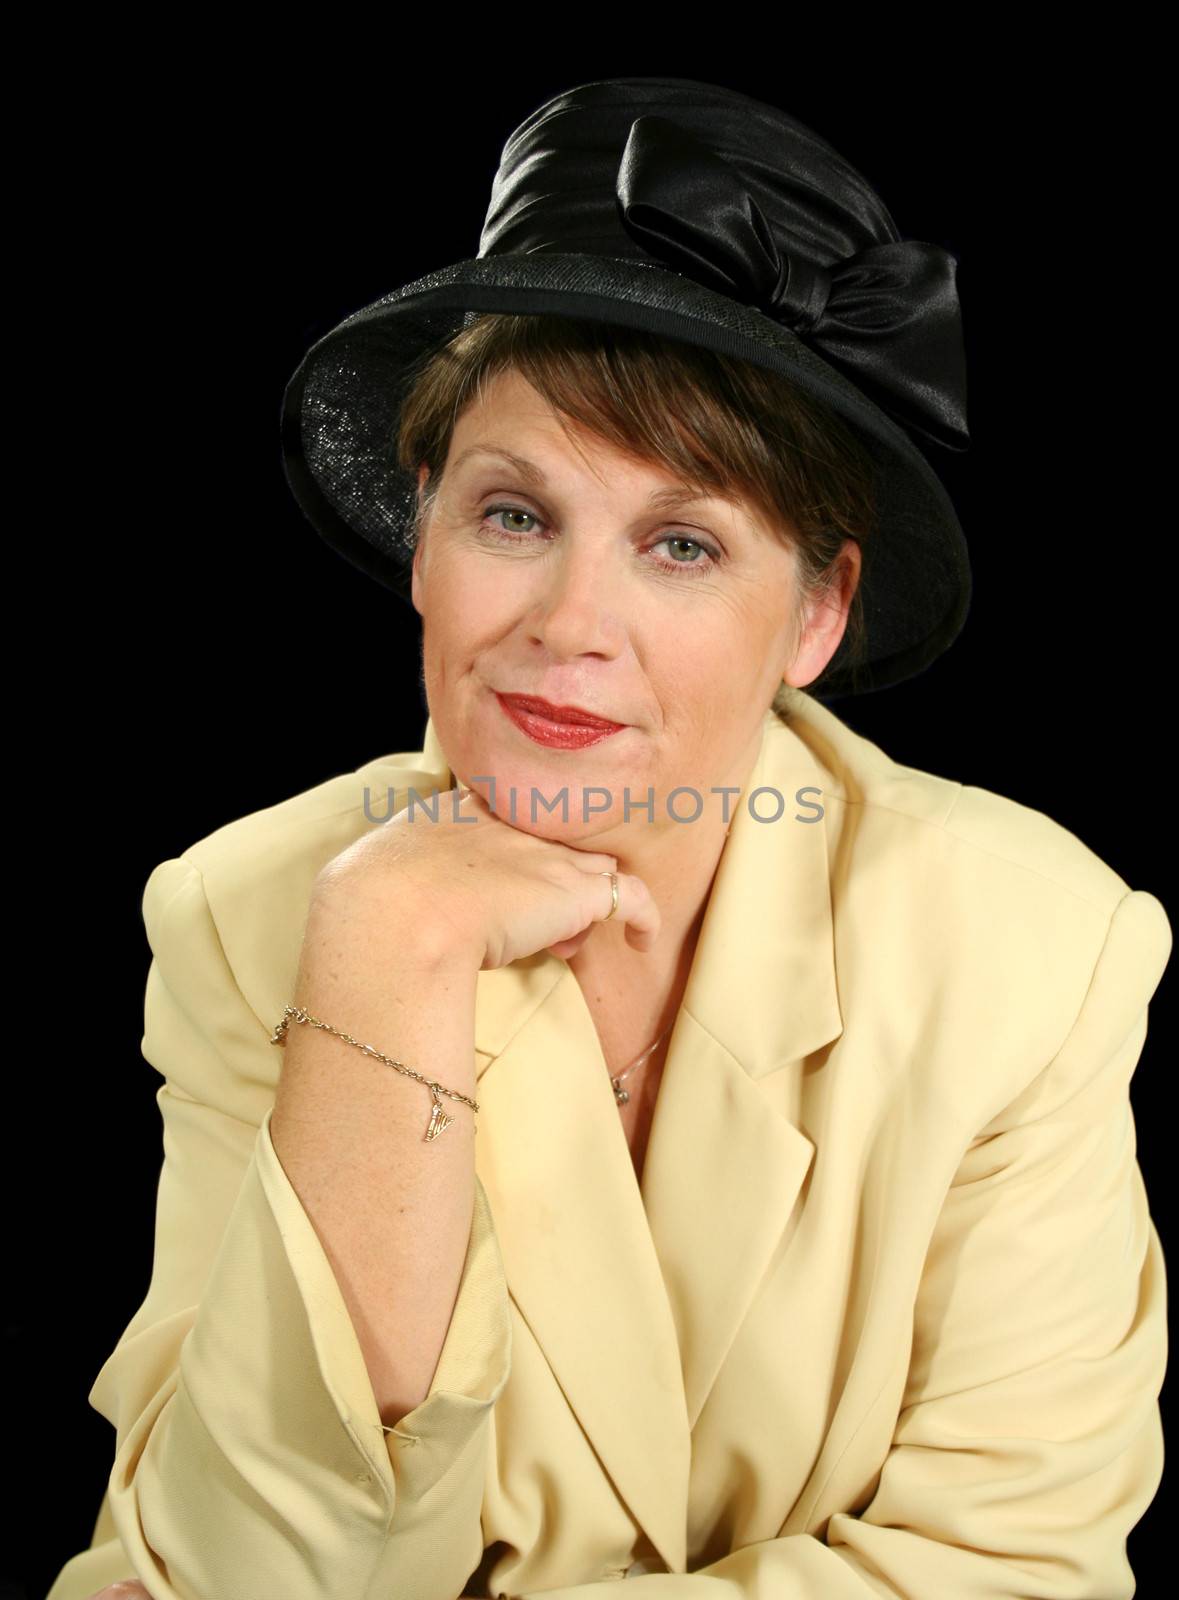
[{"x1": 478, "y1": 505, "x2": 721, "y2": 579}]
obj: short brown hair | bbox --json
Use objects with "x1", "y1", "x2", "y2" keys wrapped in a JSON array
[{"x1": 395, "y1": 313, "x2": 878, "y2": 703}]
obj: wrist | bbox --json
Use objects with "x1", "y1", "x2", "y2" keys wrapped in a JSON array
[{"x1": 307, "y1": 880, "x2": 485, "y2": 976}]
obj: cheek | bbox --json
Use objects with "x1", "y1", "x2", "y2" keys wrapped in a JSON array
[
  {"x1": 646, "y1": 609, "x2": 744, "y2": 680},
  {"x1": 421, "y1": 558, "x2": 506, "y2": 645},
  {"x1": 651, "y1": 607, "x2": 783, "y2": 721}
]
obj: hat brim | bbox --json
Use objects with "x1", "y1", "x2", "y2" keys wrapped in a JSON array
[{"x1": 280, "y1": 253, "x2": 971, "y2": 698}]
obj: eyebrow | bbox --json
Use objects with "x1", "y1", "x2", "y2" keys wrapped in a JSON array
[{"x1": 449, "y1": 445, "x2": 739, "y2": 513}]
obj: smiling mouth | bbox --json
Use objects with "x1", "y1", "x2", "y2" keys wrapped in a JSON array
[
  {"x1": 497, "y1": 693, "x2": 626, "y2": 730},
  {"x1": 495, "y1": 693, "x2": 628, "y2": 749}
]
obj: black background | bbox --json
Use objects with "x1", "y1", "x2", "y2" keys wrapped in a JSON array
[{"x1": 20, "y1": 40, "x2": 1172, "y2": 1600}]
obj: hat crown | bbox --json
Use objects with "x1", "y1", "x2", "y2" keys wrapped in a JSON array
[
  {"x1": 480, "y1": 77, "x2": 901, "y2": 300},
  {"x1": 474, "y1": 78, "x2": 967, "y2": 458}
]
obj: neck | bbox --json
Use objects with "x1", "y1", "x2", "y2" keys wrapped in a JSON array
[{"x1": 568, "y1": 727, "x2": 762, "y2": 1014}]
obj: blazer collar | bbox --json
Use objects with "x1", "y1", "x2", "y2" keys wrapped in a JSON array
[{"x1": 419, "y1": 702, "x2": 842, "y2": 1574}]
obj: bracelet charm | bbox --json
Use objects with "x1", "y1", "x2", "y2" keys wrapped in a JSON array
[
  {"x1": 269, "y1": 1002, "x2": 478, "y2": 1141},
  {"x1": 426, "y1": 1085, "x2": 456, "y2": 1141}
]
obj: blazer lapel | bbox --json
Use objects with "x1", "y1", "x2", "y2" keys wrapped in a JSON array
[
  {"x1": 642, "y1": 710, "x2": 841, "y2": 1437},
  {"x1": 419, "y1": 705, "x2": 842, "y2": 1576}
]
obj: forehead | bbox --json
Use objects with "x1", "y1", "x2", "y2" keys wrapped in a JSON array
[
  {"x1": 442, "y1": 369, "x2": 791, "y2": 547},
  {"x1": 448, "y1": 389, "x2": 757, "y2": 521}
]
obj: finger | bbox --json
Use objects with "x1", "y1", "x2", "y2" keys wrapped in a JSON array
[
  {"x1": 618, "y1": 872, "x2": 661, "y2": 950},
  {"x1": 567, "y1": 847, "x2": 620, "y2": 870},
  {"x1": 547, "y1": 926, "x2": 596, "y2": 960},
  {"x1": 594, "y1": 871, "x2": 661, "y2": 951}
]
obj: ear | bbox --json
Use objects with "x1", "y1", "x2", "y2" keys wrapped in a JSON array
[{"x1": 783, "y1": 540, "x2": 863, "y2": 689}]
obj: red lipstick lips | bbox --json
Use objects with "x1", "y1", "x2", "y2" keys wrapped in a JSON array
[{"x1": 496, "y1": 693, "x2": 627, "y2": 750}]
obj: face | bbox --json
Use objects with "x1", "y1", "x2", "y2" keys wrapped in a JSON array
[{"x1": 410, "y1": 367, "x2": 856, "y2": 847}]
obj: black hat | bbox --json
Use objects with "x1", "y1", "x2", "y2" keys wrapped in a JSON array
[{"x1": 280, "y1": 77, "x2": 970, "y2": 698}]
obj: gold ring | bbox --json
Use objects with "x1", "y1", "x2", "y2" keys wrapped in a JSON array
[{"x1": 599, "y1": 870, "x2": 619, "y2": 921}]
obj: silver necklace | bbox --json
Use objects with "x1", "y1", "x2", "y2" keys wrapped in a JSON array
[
  {"x1": 610, "y1": 1024, "x2": 672, "y2": 1106},
  {"x1": 594, "y1": 872, "x2": 673, "y2": 1106}
]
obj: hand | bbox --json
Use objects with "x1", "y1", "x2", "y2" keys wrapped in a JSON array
[
  {"x1": 312, "y1": 783, "x2": 661, "y2": 968},
  {"x1": 86, "y1": 1583, "x2": 153, "y2": 1599}
]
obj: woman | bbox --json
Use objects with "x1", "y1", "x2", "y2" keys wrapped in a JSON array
[{"x1": 57, "y1": 78, "x2": 1168, "y2": 1600}]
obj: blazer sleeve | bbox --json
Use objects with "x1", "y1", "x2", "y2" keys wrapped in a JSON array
[
  {"x1": 54, "y1": 854, "x2": 511, "y2": 1600},
  {"x1": 512, "y1": 886, "x2": 1172, "y2": 1600}
]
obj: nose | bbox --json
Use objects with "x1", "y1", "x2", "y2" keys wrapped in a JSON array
[{"x1": 526, "y1": 536, "x2": 625, "y2": 659}]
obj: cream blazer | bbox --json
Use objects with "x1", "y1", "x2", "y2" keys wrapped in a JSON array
[{"x1": 49, "y1": 689, "x2": 1171, "y2": 1600}]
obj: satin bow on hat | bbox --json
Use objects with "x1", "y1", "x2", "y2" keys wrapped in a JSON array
[{"x1": 616, "y1": 115, "x2": 968, "y2": 453}]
